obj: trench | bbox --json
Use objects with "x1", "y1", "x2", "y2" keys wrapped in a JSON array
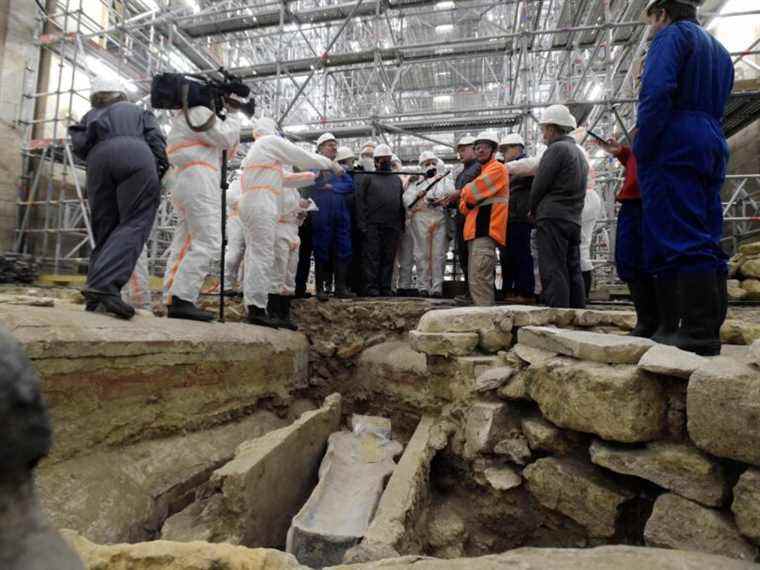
[{"x1": 23, "y1": 295, "x2": 760, "y2": 567}]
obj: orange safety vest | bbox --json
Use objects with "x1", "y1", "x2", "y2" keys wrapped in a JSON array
[{"x1": 458, "y1": 158, "x2": 509, "y2": 246}]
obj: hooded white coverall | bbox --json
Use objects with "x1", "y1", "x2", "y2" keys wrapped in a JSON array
[
  {"x1": 394, "y1": 174, "x2": 415, "y2": 290},
  {"x1": 403, "y1": 161, "x2": 456, "y2": 295},
  {"x1": 240, "y1": 127, "x2": 334, "y2": 309},
  {"x1": 163, "y1": 107, "x2": 240, "y2": 304},
  {"x1": 122, "y1": 247, "x2": 151, "y2": 310},
  {"x1": 578, "y1": 145, "x2": 601, "y2": 273},
  {"x1": 270, "y1": 172, "x2": 317, "y2": 296},
  {"x1": 224, "y1": 179, "x2": 245, "y2": 286}
]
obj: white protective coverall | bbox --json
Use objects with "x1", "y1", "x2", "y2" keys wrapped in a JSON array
[
  {"x1": 403, "y1": 161, "x2": 456, "y2": 295},
  {"x1": 394, "y1": 172, "x2": 415, "y2": 291},
  {"x1": 240, "y1": 120, "x2": 335, "y2": 309},
  {"x1": 224, "y1": 178, "x2": 245, "y2": 286},
  {"x1": 163, "y1": 107, "x2": 240, "y2": 304},
  {"x1": 577, "y1": 144, "x2": 600, "y2": 273},
  {"x1": 270, "y1": 171, "x2": 317, "y2": 296},
  {"x1": 122, "y1": 247, "x2": 151, "y2": 310}
]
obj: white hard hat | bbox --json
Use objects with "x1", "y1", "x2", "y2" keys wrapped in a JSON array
[
  {"x1": 473, "y1": 130, "x2": 500, "y2": 147},
  {"x1": 336, "y1": 146, "x2": 354, "y2": 162},
  {"x1": 253, "y1": 117, "x2": 277, "y2": 137},
  {"x1": 500, "y1": 133, "x2": 525, "y2": 147},
  {"x1": 91, "y1": 77, "x2": 126, "y2": 95},
  {"x1": 418, "y1": 150, "x2": 437, "y2": 165},
  {"x1": 390, "y1": 154, "x2": 402, "y2": 165},
  {"x1": 373, "y1": 144, "x2": 393, "y2": 158},
  {"x1": 457, "y1": 135, "x2": 476, "y2": 147},
  {"x1": 360, "y1": 141, "x2": 377, "y2": 154},
  {"x1": 316, "y1": 132, "x2": 337, "y2": 148},
  {"x1": 539, "y1": 104, "x2": 577, "y2": 130},
  {"x1": 645, "y1": 0, "x2": 702, "y2": 12}
]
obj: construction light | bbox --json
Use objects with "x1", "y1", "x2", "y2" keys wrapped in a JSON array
[{"x1": 435, "y1": 1, "x2": 455, "y2": 9}]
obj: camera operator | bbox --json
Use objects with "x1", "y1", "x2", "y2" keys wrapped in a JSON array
[
  {"x1": 69, "y1": 77, "x2": 168, "y2": 320},
  {"x1": 162, "y1": 93, "x2": 242, "y2": 322}
]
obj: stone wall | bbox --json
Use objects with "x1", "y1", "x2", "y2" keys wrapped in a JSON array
[{"x1": 402, "y1": 305, "x2": 760, "y2": 562}]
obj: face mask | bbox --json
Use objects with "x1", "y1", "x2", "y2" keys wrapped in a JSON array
[
  {"x1": 377, "y1": 160, "x2": 391, "y2": 172},
  {"x1": 359, "y1": 157, "x2": 375, "y2": 172},
  {"x1": 425, "y1": 167, "x2": 437, "y2": 178}
]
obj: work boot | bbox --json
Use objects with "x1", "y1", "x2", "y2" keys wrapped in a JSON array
[
  {"x1": 267, "y1": 294, "x2": 286, "y2": 328},
  {"x1": 651, "y1": 277, "x2": 679, "y2": 346},
  {"x1": 627, "y1": 278, "x2": 659, "y2": 338},
  {"x1": 334, "y1": 262, "x2": 356, "y2": 299},
  {"x1": 315, "y1": 263, "x2": 329, "y2": 302},
  {"x1": 246, "y1": 305, "x2": 278, "y2": 328},
  {"x1": 83, "y1": 290, "x2": 135, "y2": 320},
  {"x1": 278, "y1": 296, "x2": 298, "y2": 331},
  {"x1": 167, "y1": 296, "x2": 214, "y2": 322},
  {"x1": 673, "y1": 271, "x2": 722, "y2": 356},
  {"x1": 716, "y1": 272, "x2": 728, "y2": 340}
]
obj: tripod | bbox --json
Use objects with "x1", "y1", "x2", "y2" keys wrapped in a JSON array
[{"x1": 219, "y1": 149, "x2": 229, "y2": 322}]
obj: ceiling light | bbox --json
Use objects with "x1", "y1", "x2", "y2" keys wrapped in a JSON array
[
  {"x1": 587, "y1": 83, "x2": 604, "y2": 100},
  {"x1": 435, "y1": 24, "x2": 454, "y2": 33},
  {"x1": 433, "y1": 94, "x2": 451, "y2": 104},
  {"x1": 435, "y1": 1, "x2": 455, "y2": 9}
]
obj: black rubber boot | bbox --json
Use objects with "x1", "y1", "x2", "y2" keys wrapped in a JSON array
[
  {"x1": 651, "y1": 277, "x2": 679, "y2": 346},
  {"x1": 627, "y1": 278, "x2": 659, "y2": 338},
  {"x1": 83, "y1": 290, "x2": 135, "y2": 320},
  {"x1": 673, "y1": 271, "x2": 722, "y2": 356},
  {"x1": 167, "y1": 296, "x2": 214, "y2": 322},
  {"x1": 334, "y1": 262, "x2": 356, "y2": 299},
  {"x1": 315, "y1": 263, "x2": 329, "y2": 302},
  {"x1": 267, "y1": 294, "x2": 286, "y2": 328},
  {"x1": 247, "y1": 304, "x2": 278, "y2": 328},
  {"x1": 716, "y1": 273, "x2": 728, "y2": 341},
  {"x1": 278, "y1": 296, "x2": 298, "y2": 331}
]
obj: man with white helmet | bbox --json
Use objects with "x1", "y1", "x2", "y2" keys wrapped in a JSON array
[
  {"x1": 240, "y1": 117, "x2": 342, "y2": 327},
  {"x1": 393, "y1": 155, "x2": 417, "y2": 296},
  {"x1": 635, "y1": 0, "x2": 732, "y2": 356},
  {"x1": 355, "y1": 143, "x2": 405, "y2": 296},
  {"x1": 452, "y1": 134, "x2": 480, "y2": 288},
  {"x1": 403, "y1": 150, "x2": 456, "y2": 297},
  {"x1": 69, "y1": 77, "x2": 168, "y2": 320},
  {"x1": 308, "y1": 132, "x2": 356, "y2": 300},
  {"x1": 497, "y1": 133, "x2": 536, "y2": 302},
  {"x1": 529, "y1": 104, "x2": 588, "y2": 308},
  {"x1": 458, "y1": 131, "x2": 509, "y2": 306},
  {"x1": 162, "y1": 88, "x2": 242, "y2": 322}
]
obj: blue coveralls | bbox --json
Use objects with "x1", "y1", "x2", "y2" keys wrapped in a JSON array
[
  {"x1": 310, "y1": 171, "x2": 353, "y2": 265},
  {"x1": 634, "y1": 20, "x2": 733, "y2": 277}
]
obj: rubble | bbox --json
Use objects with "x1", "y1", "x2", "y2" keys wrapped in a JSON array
[{"x1": 732, "y1": 468, "x2": 760, "y2": 545}]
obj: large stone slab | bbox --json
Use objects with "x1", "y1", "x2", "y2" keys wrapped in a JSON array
[
  {"x1": 287, "y1": 419, "x2": 403, "y2": 567},
  {"x1": 687, "y1": 357, "x2": 760, "y2": 465},
  {"x1": 589, "y1": 440, "x2": 727, "y2": 507},
  {"x1": 408, "y1": 331, "x2": 479, "y2": 357},
  {"x1": 474, "y1": 366, "x2": 516, "y2": 393},
  {"x1": 518, "y1": 326, "x2": 654, "y2": 364},
  {"x1": 732, "y1": 468, "x2": 760, "y2": 545},
  {"x1": 417, "y1": 306, "x2": 516, "y2": 333},
  {"x1": 572, "y1": 309, "x2": 636, "y2": 330},
  {"x1": 463, "y1": 401, "x2": 512, "y2": 459},
  {"x1": 63, "y1": 530, "x2": 308, "y2": 570},
  {"x1": 527, "y1": 357, "x2": 666, "y2": 443},
  {"x1": 0, "y1": 304, "x2": 309, "y2": 463},
  {"x1": 512, "y1": 343, "x2": 558, "y2": 366},
  {"x1": 345, "y1": 416, "x2": 452, "y2": 562},
  {"x1": 327, "y1": 546, "x2": 760, "y2": 569},
  {"x1": 523, "y1": 457, "x2": 634, "y2": 538},
  {"x1": 162, "y1": 394, "x2": 342, "y2": 548},
  {"x1": 40, "y1": 409, "x2": 291, "y2": 544},
  {"x1": 644, "y1": 493, "x2": 758, "y2": 561},
  {"x1": 638, "y1": 344, "x2": 707, "y2": 379}
]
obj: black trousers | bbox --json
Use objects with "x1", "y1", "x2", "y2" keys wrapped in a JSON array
[
  {"x1": 499, "y1": 221, "x2": 534, "y2": 297},
  {"x1": 295, "y1": 215, "x2": 313, "y2": 295},
  {"x1": 86, "y1": 138, "x2": 159, "y2": 296},
  {"x1": 363, "y1": 224, "x2": 401, "y2": 295},
  {"x1": 536, "y1": 218, "x2": 585, "y2": 309},
  {"x1": 455, "y1": 212, "x2": 468, "y2": 283}
]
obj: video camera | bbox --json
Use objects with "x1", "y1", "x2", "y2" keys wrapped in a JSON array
[{"x1": 150, "y1": 67, "x2": 255, "y2": 119}]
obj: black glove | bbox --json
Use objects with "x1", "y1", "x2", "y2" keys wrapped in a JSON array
[{"x1": 157, "y1": 160, "x2": 170, "y2": 180}]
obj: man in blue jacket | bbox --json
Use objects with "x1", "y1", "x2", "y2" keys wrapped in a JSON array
[{"x1": 634, "y1": 0, "x2": 733, "y2": 356}]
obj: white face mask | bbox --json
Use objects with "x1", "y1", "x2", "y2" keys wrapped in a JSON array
[{"x1": 359, "y1": 157, "x2": 375, "y2": 172}]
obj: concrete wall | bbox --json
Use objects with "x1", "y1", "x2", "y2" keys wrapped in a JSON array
[{"x1": 0, "y1": 0, "x2": 37, "y2": 252}]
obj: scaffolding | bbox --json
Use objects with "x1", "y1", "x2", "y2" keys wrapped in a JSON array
[{"x1": 12, "y1": 0, "x2": 760, "y2": 281}]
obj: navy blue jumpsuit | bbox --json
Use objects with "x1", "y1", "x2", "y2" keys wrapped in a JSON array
[
  {"x1": 310, "y1": 171, "x2": 353, "y2": 265},
  {"x1": 69, "y1": 101, "x2": 167, "y2": 297},
  {"x1": 634, "y1": 20, "x2": 733, "y2": 277}
]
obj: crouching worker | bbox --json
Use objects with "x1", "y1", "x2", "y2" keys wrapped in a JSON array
[
  {"x1": 162, "y1": 95, "x2": 241, "y2": 322},
  {"x1": 69, "y1": 77, "x2": 168, "y2": 320},
  {"x1": 240, "y1": 117, "x2": 343, "y2": 328}
]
